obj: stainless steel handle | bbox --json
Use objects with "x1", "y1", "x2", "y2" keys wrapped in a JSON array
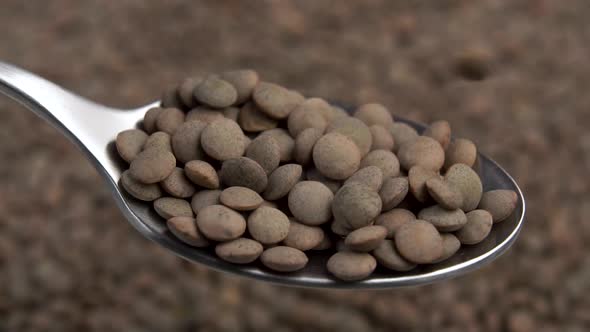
[
  {"x1": 0, "y1": 61, "x2": 132, "y2": 146},
  {"x1": 0, "y1": 61, "x2": 148, "y2": 179}
]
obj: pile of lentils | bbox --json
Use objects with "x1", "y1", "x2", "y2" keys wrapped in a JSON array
[{"x1": 115, "y1": 70, "x2": 518, "y2": 281}]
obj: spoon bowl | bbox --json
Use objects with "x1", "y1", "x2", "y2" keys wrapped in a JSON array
[{"x1": 0, "y1": 62, "x2": 525, "y2": 288}]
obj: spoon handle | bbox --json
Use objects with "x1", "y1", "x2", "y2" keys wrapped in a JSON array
[
  {"x1": 0, "y1": 61, "x2": 146, "y2": 178},
  {"x1": 0, "y1": 61, "x2": 131, "y2": 141}
]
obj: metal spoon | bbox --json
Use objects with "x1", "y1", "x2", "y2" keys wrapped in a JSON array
[{"x1": 0, "y1": 61, "x2": 525, "y2": 289}]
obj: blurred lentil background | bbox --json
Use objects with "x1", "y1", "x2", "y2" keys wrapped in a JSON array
[{"x1": 1, "y1": 1, "x2": 589, "y2": 331}]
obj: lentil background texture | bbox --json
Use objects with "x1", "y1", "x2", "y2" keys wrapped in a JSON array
[{"x1": 1, "y1": 1, "x2": 589, "y2": 331}]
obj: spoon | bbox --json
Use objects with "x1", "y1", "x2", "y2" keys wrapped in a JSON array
[{"x1": 0, "y1": 61, "x2": 525, "y2": 289}]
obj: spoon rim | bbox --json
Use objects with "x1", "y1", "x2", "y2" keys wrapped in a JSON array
[{"x1": 109, "y1": 112, "x2": 525, "y2": 289}]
